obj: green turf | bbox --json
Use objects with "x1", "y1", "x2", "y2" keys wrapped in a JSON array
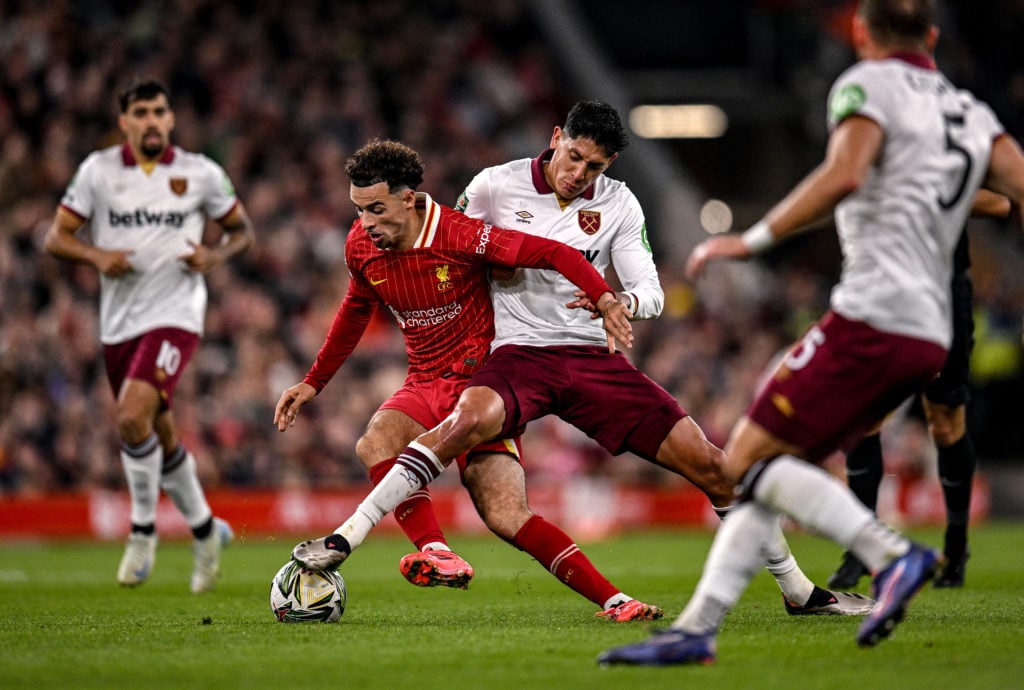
[{"x1": 1, "y1": 524, "x2": 1022, "y2": 690}]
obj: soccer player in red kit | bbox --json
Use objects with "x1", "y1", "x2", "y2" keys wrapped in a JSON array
[{"x1": 274, "y1": 139, "x2": 632, "y2": 591}]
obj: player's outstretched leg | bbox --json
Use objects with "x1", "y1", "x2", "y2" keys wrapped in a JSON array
[
  {"x1": 293, "y1": 534, "x2": 353, "y2": 571},
  {"x1": 856, "y1": 543, "x2": 939, "y2": 647},
  {"x1": 399, "y1": 549, "x2": 474, "y2": 589}
]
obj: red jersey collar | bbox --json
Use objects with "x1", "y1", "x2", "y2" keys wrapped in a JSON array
[
  {"x1": 121, "y1": 142, "x2": 176, "y2": 166},
  {"x1": 887, "y1": 51, "x2": 936, "y2": 70},
  {"x1": 530, "y1": 148, "x2": 597, "y2": 200}
]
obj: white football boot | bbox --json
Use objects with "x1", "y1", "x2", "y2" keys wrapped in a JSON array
[
  {"x1": 190, "y1": 517, "x2": 233, "y2": 593},
  {"x1": 117, "y1": 532, "x2": 158, "y2": 587}
]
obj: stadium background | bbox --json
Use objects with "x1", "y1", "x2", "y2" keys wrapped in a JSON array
[{"x1": 1, "y1": 0, "x2": 1022, "y2": 539}]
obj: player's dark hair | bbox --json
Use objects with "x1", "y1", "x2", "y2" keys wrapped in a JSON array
[
  {"x1": 563, "y1": 101, "x2": 630, "y2": 156},
  {"x1": 118, "y1": 78, "x2": 171, "y2": 112},
  {"x1": 858, "y1": 0, "x2": 934, "y2": 45},
  {"x1": 346, "y1": 139, "x2": 425, "y2": 191}
]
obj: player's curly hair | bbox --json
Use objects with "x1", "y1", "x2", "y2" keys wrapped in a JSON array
[
  {"x1": 118, "y1": 77, "x2": 171, "y2": 112},
  {"x1": 346, "y1": 139, "x2": 425, "y2": 191},
  {"x1": 563, "y1": 101, "x2": 629, "y2": 156}
]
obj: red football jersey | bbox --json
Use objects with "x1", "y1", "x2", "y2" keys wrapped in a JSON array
[{"x1": 304, "y1": 194, "x2": 610, "y2": 389}]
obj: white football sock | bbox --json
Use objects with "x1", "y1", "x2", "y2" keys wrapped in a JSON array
[
  {"x1": 716, "y1": 502, "x2": 815, "y2": 604},
  {"x1": 160, "y1": 446, "x2": 213, "y2": 530},
  {"x1": 673, "y1": 501, "x2": 778, "y2": 635},
  {"x1": 850, "y1": 520, "x2": 912, "y2": 573},
  {"x1": 120, "y1": 434, "x2": 162, "y2": 527},
  {"x1": 764, "y1": 523, "x2": 816, "y2": 605},
  {"x1": 334, "y1": 441, "x2": 444, "y2": 550},
  {"x1": 752, "y1": 455, "x2": 909, "y2": 572}
]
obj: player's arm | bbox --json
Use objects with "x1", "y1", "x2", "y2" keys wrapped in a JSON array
[
  {"x1": 43, "y1": 206, "x2": 135, "y2": 277},
  {"x1": 981, "y1": 134, "x2": 1024, "y2": 228},
  {"x1": 274, "y1": 275, "x2": 377, "y2": 432},
  {"x1": 181, "y1": 201, "x2": 255, "y2": 273},
  {"x1": 970, "y1": 189, "x2": 1012, "y2": 218},
  {"x1": 504, "y1": 231, "x2": 633, "y2": 351},
  {"x1": 686, "y1": 115, "x2": 884, "y2": 280}
]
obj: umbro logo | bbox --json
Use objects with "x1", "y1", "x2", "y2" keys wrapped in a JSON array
[{"x1": 515, "y1": 210, "x2": 533, "y2": 224}]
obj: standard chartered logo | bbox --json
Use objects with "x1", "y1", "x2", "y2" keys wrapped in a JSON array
[{"x1": 390, "y1": 301, "x2": 463, "y2": 328}]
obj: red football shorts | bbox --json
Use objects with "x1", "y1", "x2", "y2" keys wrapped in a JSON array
[{"x1": 379, "y1": 372, "x2": 519, "y2": 463}]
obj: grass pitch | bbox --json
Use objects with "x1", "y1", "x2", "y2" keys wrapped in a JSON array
[{"x1": 1, "y1": 523, "x2": 1022, "y2": 690}]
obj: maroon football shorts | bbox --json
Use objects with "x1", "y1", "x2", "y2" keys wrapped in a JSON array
[
  {"x1": 103, "y1": 327, "x2": 199, "y2": 411},
  {"x1": 749, "y1": 310, "x2": 947, "y2": 463},
  {"x1": 465, "y1": 344, "x2": 686, "y2": 461},
  {"x1": 380, "y1": 372, "x2": 520, "y2": 462}
]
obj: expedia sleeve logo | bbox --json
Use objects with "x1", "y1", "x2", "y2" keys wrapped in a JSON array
[{"x1": 475, "y1": 224, "x2": 493, "y2": 255}]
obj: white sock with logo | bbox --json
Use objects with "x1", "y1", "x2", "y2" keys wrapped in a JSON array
[{"x1": 120, "y1": 433, "x2": 162, "y2": 528}]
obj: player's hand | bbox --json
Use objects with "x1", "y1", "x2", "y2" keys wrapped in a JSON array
[
  {"x1": 180, "y1": 240, "x2": 222, "y2": 273},
  {"x1": 274, "y1": 382, "x2": 316, "y2": 432},
  {"x1": 565, "y1": 290, "x2": 598, "y2": 314},
  {"x1": 684, "y1": 234, "x2": 751, "y2": 281},
  {"x1": 595, "y1": 291, "x2": 633, "y2": 353},
  {"x1": 567, "y1": 290, "x2": 635, "y2": 321},
  {"x1": 94, "y1": 248, "x2": 134, "y2": 277}
]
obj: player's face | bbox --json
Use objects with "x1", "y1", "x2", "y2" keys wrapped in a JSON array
[
  {"x1": 544, "y1": 128, "x2": 617, "y2": 200},
  {"x1": 118, "y1": 94, "x2": 174, "y2": 161},
  {"x1": 350, "y1": 182, "x2": 417, "y2": 250}
]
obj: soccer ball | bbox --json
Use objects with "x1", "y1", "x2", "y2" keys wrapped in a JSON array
[{"x1": 270, "y1": 560, "x2": 347, "y2": 623}]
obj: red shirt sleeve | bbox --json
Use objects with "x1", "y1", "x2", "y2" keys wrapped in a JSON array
[
  {"x1": 302, "y1": 275, "x2": 378, "y2": 393},
  {"x1": 499, "y1": 231, "x2": 613, "y2": 303}
]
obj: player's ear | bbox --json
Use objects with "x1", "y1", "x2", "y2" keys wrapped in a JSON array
[
  {"x1": 925, "y1": 25, "x2": 939, "y2": 54},
  {"x1": 549, "y1": 126, "x2": 563, "y2": 149}
]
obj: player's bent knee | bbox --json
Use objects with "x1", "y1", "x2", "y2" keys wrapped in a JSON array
[{"x1": 116, "y1": 410, "x2": 153, "y2": 444}]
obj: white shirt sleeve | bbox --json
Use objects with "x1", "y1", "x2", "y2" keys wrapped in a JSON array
[
  {"x1": 458, "y1": 168, "x2": 494, "y2": 220},
  {"x1": 609, "y1": 196, "x2": 664, "y2": 319},
  {"x1": 60, "y1": 153, "x2": 100, "y2": 218},
  {"x1": 199, "y1": 156, "x2": 239, "y2": 220}
]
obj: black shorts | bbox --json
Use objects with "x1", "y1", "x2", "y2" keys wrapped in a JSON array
[{"x1": 924, "y1": 232, "x2": 974, "y2": 408}]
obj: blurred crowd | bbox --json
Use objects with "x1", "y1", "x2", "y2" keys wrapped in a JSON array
[{"x1": 1, "y1": 0, "x2": 1022, "y2": 497}]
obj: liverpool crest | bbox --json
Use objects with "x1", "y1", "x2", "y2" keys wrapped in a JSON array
[{"x1": 436, "y1": 264, "x2": 453, "y2": 292}]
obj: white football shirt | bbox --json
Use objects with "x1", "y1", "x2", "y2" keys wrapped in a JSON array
[
  {"x1": 826, "y1": 55, "x2": 1003, "y2": 348},
  {"x1": 60, "y1": 144, "x2": 239, "y2": 344},
  {"x1": 457, "y1": 151, "x2": 663, "y2": 349}
]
